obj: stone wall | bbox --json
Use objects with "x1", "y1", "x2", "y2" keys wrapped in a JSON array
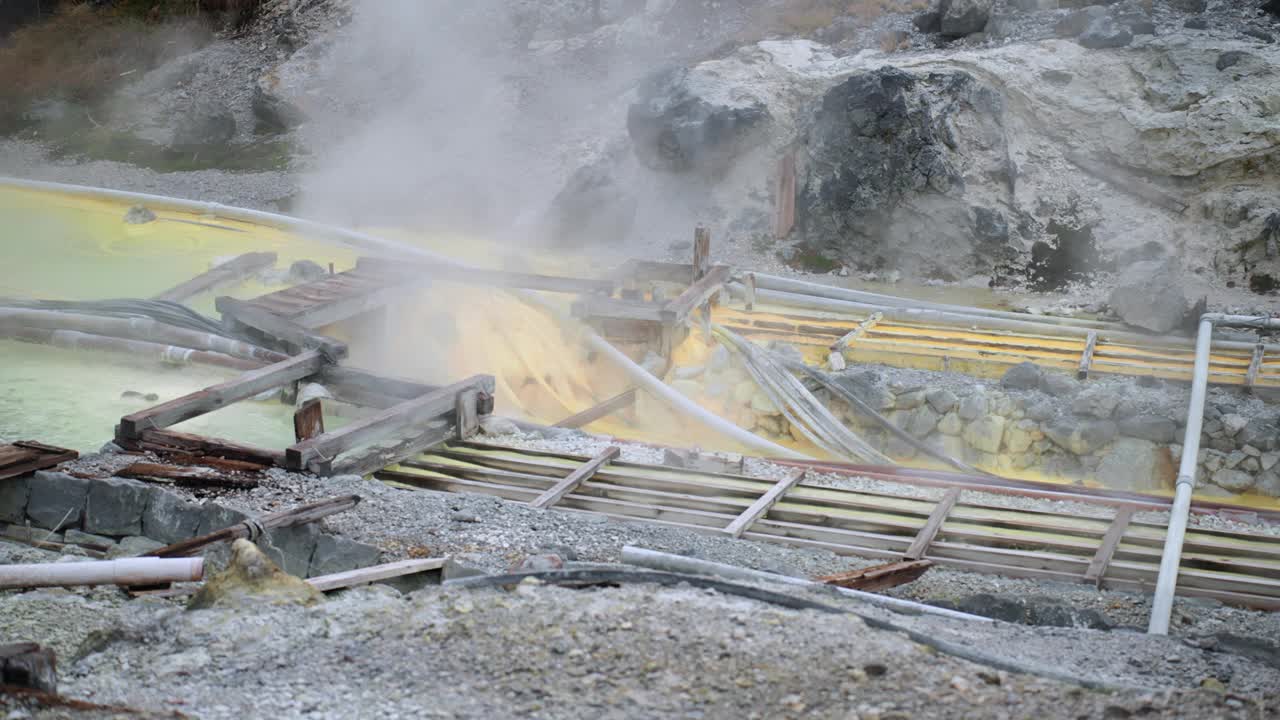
[
  {"x1": 1, "y1": 471, "x2": 380, "y2": 576},
  {"x1": 673, "y1": 348, "x2": 1280, "y2": 498}
]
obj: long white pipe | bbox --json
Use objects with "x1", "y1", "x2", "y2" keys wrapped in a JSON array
[
  {"x1": 621, "y1": 545, "x2": 992, "y2": 623},
  {"x1": 0, "y1": 177, "x2": 805, "y2": 459},
  {"x1": 0, "y1": 557, "x2": 204, "y2": 589},
  {"x1": 1148, "y1": 313, "x2": 1280, "y2": 635},
  {"x1": 730, "y1": 283, "x2": 1280, "y2": 355}
]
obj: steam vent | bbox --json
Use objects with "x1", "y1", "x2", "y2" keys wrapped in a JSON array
[{"x1": 3, "y1": 0, "x2": 1280, "y2": 716}]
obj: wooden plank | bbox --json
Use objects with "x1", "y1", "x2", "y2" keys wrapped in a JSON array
[
  {"x1": 904, "y1": 487, "x2": 961, "y2": 560},
  {"x1": 327, "y1": 422, "x2": 453, "y2": 477},
  {"x1": 318, "y1": 366, "x2": 436, "y2": 405},
  {"x1": 571, "y1": 296, "x2": 666, "y2": 323},
  {"x1": 117, "y1": 462, "x2": 259, "y2": 489},
  {"x1": 118, "y1": 351, "x2": 325, "y2": 439},
  {"x1": 356, "y1": 257, "x2": 613, "y2": 295},
  {"x1": 293, "y1": 399, "x2": 325, "y2": 442},
  {"x1": 693, "y1": 226, "x2": 711, "y2": 281},
  {"x1": 553, "y1": 389, "x2": 637, "y2": 429},
  {"x1": 744, "y1": 272, "x2": 756, "y2": 312},
  {"x1": 286, "y1": 375, "x2": 494, "y2": 472},
  {"x1": 0, "y1": 442, "x2": 77, "y2": 481},
  {"x1": 455, "y1": 389, "x2": 480, "y2": 441},
  {"x1": 1077, "y1": 330, "x2": 1098, "y2": 380},
  {"x1": 663, "y1": 265, "x2": 730, "y2": 326},
  {"x1": 723, "y1": 469, "x2": 805, "y2": 539},
  {"x1": 813, "y1": 559, "x2": 933, "y2": 592},
  {"x1": 307, "y1": 557, "x2": 446, "y2": 592},
  {"x1": 216, "y1": 296, "x2": 348, "y2": 361},
  {"x1": 529, "y1": 447, "x2": 621, "y2": 509},
  {"x1": 831, "y1": 312, "x2": 882, "y2": 353},
  {"x1": 1246, "y1": 344, "x2": 1264, "y2": 394},
  {"x1": 154, "y1": 252, "x2": 277, "y2": 303},
  {"x1": 1084, "y1": 505, "x2": 1135, "y2": 587},
  {"x1": 614, "y1": 260, "x2": 694, "y2": 285},
  {"x1": 123, "y1": 428, "x2": 285, "y2": 467}
]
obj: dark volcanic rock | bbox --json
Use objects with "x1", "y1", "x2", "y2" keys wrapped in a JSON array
[
  {"x1": 540, "y1": 157, "x2": 637, "y2": 248},
  {"x1": 940, "y1": 0, "x2": 993, "y2": 38},
  {"x1": 627, "y1": 67, "x2": 769, "y2": 174},
  {"x1": 1216, "y1": 51, "x2": 1245, "y2": 71}
]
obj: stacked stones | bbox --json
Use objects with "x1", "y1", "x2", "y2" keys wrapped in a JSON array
[
  {"x1": 675, "y1": 349, "x2": 1280, "y2": 498},
  {"x1": 0, "y1": 470, "x2": 380, "y2": 576}
]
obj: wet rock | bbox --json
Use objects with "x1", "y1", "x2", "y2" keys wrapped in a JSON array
[
  {"x1": 1118, "y1": 415, "x2": 1177, "y2": 444},
  {"x1": 308, "y1": 534, "x2": 381, "y2": 577},
  {"x1": 1071, "y1": 387, "x2": 1121, "y2": 419},
  {"x1": 1109, "y1": 258, "x2": 1190, "y2": 333},
  {"x1": 1210, "y1": 469, "x2": 1255, "y2": 493},
  {"x1": 940, "y1": 0, "x2": 993, "y2": 38},
  {"x1": 123, "y1": 205, "x2": 156, "y2": 225},
  {"x1": 1025, "y1": 597, "x2": 1111, "y2": 630},
  {"x1": 1000, "y1": 361, "x2": 1042, "y2": 391},
  {"x1": 913, "y1": 8, "x2": 942, "y2": 34},
  {"x1": 954, "y1": 593, "x2": 1025, "y2": 623},
  {"x1": 188, "y1": 539, "x2": 322, "y2": 610},
  {"x1": 627, "y1": 66, "x2": 770, "y2": 174},
  {"x1": 0, "y1": 474, "x2": 30, "y2": 523},
  {"x1": 963, "y1": 415, "x2": 1006, "y2": 453},
  {"x1": 84, "y1": 478, "x2": 149, "y2": 537},
  {"x1": 1044, "y1": 417, "x2": 1118, "y2": 455},
  {"x1": 263, "y1": 524, "x2": 322, "y2": 578},
  {"x1": 1167, "y1": 0, "x2": 1206, "y2": 11},
  {"x1": 1244, "y1": 29, "x2": 1275, "y2": 44},
  {"x1": 108, "y1": 536, "x2": 165, "y2": 558},
  {"x1": 1097, "y1": 438, "x2": 1171, "y2": 491},
  {"x1": 25, "y1": 471, "x2": 90, "y2": 531}
]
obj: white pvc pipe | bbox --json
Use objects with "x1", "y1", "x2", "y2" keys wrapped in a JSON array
[
  {"x1": 1148, "y1": 312, "x2": 1280, "y2": 635},
  {"x1": 0, "y1": 557, "x2": 204, "y2": 589},
  {"x1": 620, "y1": 545, "x2": 992, "y2": 623}
]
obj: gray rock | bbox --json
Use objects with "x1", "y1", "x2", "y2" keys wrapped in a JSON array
[
  {"x1": 1220, "y1": 413, "x2": 1249, "y2": 437},
  {"x1": 963, "y1": 415, "x2": 1007, "y2": 454},
  {"x1": 628, "y1": 66, "x2": 770, "y2": 174},
  {"x1": 1003, "y1": 419, "x2": 1037, "y2": 454},
  {"x1": 1108, "y1": 258, "x2": 1190, "y2": 333},
  {"x1": 940, "y1": 0, "x2": 993, "y2": 37},
  {"x1": 1071, "y1": 387, "x2": 1120, "y2": 419},
  {"x1": 827, "y1": 352, "x2": 847, "y2": 372},
  {"x1": 480, "y1": 416, "x2": 522, "y2": 436},
  {"x1": 264, "y1": 524, "x2": 321, "y2": 578},
  {"x1": 309, "y1": 534, "x2": 382, "y2": 577},
  {"x1": 441, "y1": 553, "x2": 490, "y2": 583},
  {"x1": 1044, "y1": 418, "x2": 1118, "y2": 455},
  {"x1": 170, "y1": 101, "x2": 236, "y2": 149},
  {"x1": 123, "y1": 205, "x2": 157, "y2": 224},
  {"x1": 108, "y1": 536, "x2": 166, "y2": 558},
  {"x1": 1257, "y1": 469, "x2": 1280, "y2": 498},
  {"x1": 63, "y1": 529, "x2": 116, "y2": 547},
  {"x1": 896, "y1": 390, "x2": 927, "y2": 411},
  {"x1": 288, "y1": 260, "x2": 327, "y2": 283},
  {"x1": 1210, "y1": 469, "x2": 1255, "y2": 493},
  {"x1": 540, "y1": 157, "x2": 638, "y2": 249},
  {"x1": 1168, "y1": 0, "x2": 1206, "y2": 11},
  {"x1": 906, "y1": 406, "x2": 940, "y2": 439},
  {"x1": 0, "y1": 473, "x2": 31, "y2": 523},
  {"x1": 958, "y1": 392, "x2": 989, "y2": 421},
  {"x1": 926, "y1": 389, "x2": 958, "y2": 414},
  {"x1": 84, "y1": 477, "x2": 149, "y2": 537},
  {"x1": 1078, "y1": 15, "x2": 1133, "y2": 49},
  {"x1": 195, "y1": 503, "x2": 250, "y2": 537},
  {"x1": 833, "y1": 371, "x2": 895, "y2": 411},
  {"x1": 1096, "y1": 438, "x2": 1169, "y2": 492},
  {"x1": 1216, "y1": 51, "x2": 1245, "y2": 72},
  {"x1": 141, "y1": 489, "x2": 204, "y2": 544},
  {"x1": 1000, "y1": 361, "x2": 1042, "y2": 390},
  {"x1": 1118, "y1": 415, "x2": 1177, "y2": 444},
  {"x1": 1237, "y1": 416, "x2": 1279, "y2": 451},
  {"x1": 1039, "y1": 373, "x2": 1079, "y2": 398},
  {"x1": 937, "y1": 412, "x2": 964, "y2": 436},
  {"x1": 25, "y1": 471, "x2": 90, "y2": 531},
  {"x1": 1026, "y1": 401, "x2": 1057, "y2": 422}
]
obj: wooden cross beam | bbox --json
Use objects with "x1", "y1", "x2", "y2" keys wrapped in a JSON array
[
  {"x1": 723, "y1": 469, "x2": 805, "y2": 539},
  {"x1": 529, "y1": 446, "x2": 621, "y2": 509},
  {"x1": 1077, "y1": 330, "x2": 1098, "y2": 380},
  {"x1": 1083, "y1": 505, "x2": 1135, "y2": 587},
  {"x1": 904, "y1": 487, "x2": 961, "y2": 560}
]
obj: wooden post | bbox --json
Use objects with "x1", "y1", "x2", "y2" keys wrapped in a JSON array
[
  {"x1": 1077, "y1": 331, "x2": 1098, "y2": 380},
  {"x1": 1084, "y1": 506, "x2": 1135, "y2": 587},
  {"x1": 723, "y1": 470, "x2": 805, "y2": 539},
  {"x1": 693, "y1": 226, "x2": 711, "y2": 282},
  {"x1": 775, "y1": 151, "x2": 797, "y2": 239},
  {"x1": 529, "y1": 446, "x2": 620, "y2": 509},
  {"x1": 831, "y1": 312, "x2": 882, "y2": 353},
  {"x1": 1246, "y1": 344, "x2": 1264, "y2": 395},
  {"x1": 553, "y1": 389, "x2": 637, "y2": 429},
  {"x1": 293, "y1": 399, "x2": 325, "y2": 442},
  {"x1": 744, "y1": 272, "x2": 756, "y2": 312},
  {"x1": 905, "y1": 488, "x2": 961, "y2": 560},
  {"x1": 455, "y1": 389, "x2": 480, "y2": 441}
]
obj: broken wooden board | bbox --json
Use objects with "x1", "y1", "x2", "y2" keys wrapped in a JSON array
[
  {"x1": 241, "y1": 263, "x2": 420, "y2": 329},
  {"x1": 0, "y1": 442, "x2": 77, "y2": 481},
  {"x1": 356, "y1": 257, "x2": 615, "y2": 296},
  {"x1": 294, "y1": 399, "x2": 325, "y2": 442},
  {"x1": 814, "y1": 559, "x2": 933, "y2": 592},
  {"x1": 118, "y1": 428, "x2": 286, "y2": 467},
  {"x1": 216, "y1": 296, "x2": 348, "y2": 361},
  {"x1": 529, "y1": 446, "x2": 620, "y2": 509},
  {"x1": 153, "y1": 252, "x2": 277, "y2": 304},
  {"x1": 554, "y1": 389, "x2": 637, "y2": 429},
  {"x1": 117, "y1": 462, "x2": 259, "y2": 490}
]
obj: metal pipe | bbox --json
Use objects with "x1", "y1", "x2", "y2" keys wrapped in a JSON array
[
  {"x1": 749, "y1": 272, "x2": 1120, "y2": 330},
  {"x1": 0, "y1": 557, "x2": 204, "y2": 589},
  {"x1": 728, "y1": 283, "x2": 1280, "y2": 355},
  {"x1": 1148, "y1": 312, "x2": 1280, "y2": 635},
  {"x1": 620, "y1": 545, "x2": 992, "y2": 623}
]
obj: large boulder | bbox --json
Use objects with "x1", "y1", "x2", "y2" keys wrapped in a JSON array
[
  {"x1": 627, "y1": 66, "x2": 770, "y2": 174},
  {"x1": 1108, "y1": 258, "x2": 1192, "y2": 333},
  {"x1": 940, "y1": 0, "x2": 994, "y2": 38},
  {"x1": 84, "y1": 478, "x2": 149, "y2": 537},
  {"x1": 539, "y1": 157, "x2": 637, "y2": 248},
  {"x1": 25, "y1": 471, "x2": 89, "y2": 531},
  {"x1": 797, "y1": 67, "x2": 1013, "y2": 279}
]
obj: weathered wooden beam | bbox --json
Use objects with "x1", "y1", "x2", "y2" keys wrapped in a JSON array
[
  {"x1": 307, "y1": 557, "x2": 446, "y2": 592},
  {"x1": 832, "y1": 312, "x2": 882, "y2": 353},
  {"x1": 325, "y1": 421, "x2": 453, "y2": 477},
  {"x1": 1077, "y1": 330, "x2": 1098, "y2": 380},
  {"x1": 774, "y1": 151, "x2": 797, "y2": 239},
  {"x1": 904, "y1": 487, "x2": 961, "y2": 560},
  {"x1": 0, "y1": 441, "x2": 77, "y2": 481},
  {"x1": 455, "y1": 389, "x2": 480, "y2": 441},
  {"x1": 154, "y1": 252, "x2": 277, "y2": 303},
  {"x1": 120, "y1": 428, "x2": 285, "y2": 467},
  {"x1": 1246, "y1": 344, "x2": 1264, "y2": 395},
  {"x1": 356, "y1": 257, "x2": 614, "y2": 295},
  {"x1": 286, "y1": 375, "x2": 495, "y2": 472},
  {"x1": 529, "y1": 446, "x2": 620, "y2": 509},
  {"x1": 294, "y1": 399, "x2": 325, "y2": 442},
  {"x1": 723, "y1": 469, "x2": 805, "y2": 539},
  {"x1": 118, "y1": 351, "x2": 325, "y2": 440},
  {"x1": 317, "y1": 366, "x2": 436, "y2": 407},
  {"x1": 571, "y1": 296, "x2": 666, "y2": 323},
  {"x1": 553, "y1": 389, "x2": 637, "y2": 429},
  {"x1": 693, "y1": 226, "x2": 711, "y2": 281},
  {"x1": 611, "y1": 259, "x2": 695, "y2": 285},
  {"x1": 813, "y1": 559, "x2": 933, "y2": 592},
  {"x1": 216, "y1": 296, "x2": 348, "y2": 361},
  {"x1": 145, "y1": 495, "x2": 361, "y2": 558},
  {"x1": 663, "y1": 265, "x2": 730, "y2": 326},
  {"x1": 1, "y1": 642, "x2": 57, "y2": 694},
  {"x1": 117, "y1": 462, "x2": 259, "y2": 490},
  {"x1": 744, "y1": 272, "x2": 757, "y2": 312},
  {"x1": 1084, "y1": 505, "x2": 1135, "y2": 587}
]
